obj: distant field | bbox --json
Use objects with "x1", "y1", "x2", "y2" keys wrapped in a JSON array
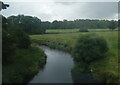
[
  {"x1": 46, "y1": 29, "x2": 79, "y2": 33},
  {"x1": 46, "y1": 28, "x2": 115, "y2": 33},
  {"x1": 30, "y1": 30, "x2": 119, "y2": 83}
]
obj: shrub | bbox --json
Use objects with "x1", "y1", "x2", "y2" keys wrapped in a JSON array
[
  {"x1": 100, "y1": 71, "x2": 119, "y2": 84},
  {"x1": 79, "y1": 28, "x2": 89, "y2": 32},
  {"x1": 2, "y1": 25, "x2": 31, "y2": 64},
  {"x1": 2, "y1": 30, "x2": 17, "y2": 64},
  {"x1": 9, "y1": 27, "x2": 31, "y2": 49},
  {"x1": 73, "y1": 33, "x2": 108, "y2": 63}
]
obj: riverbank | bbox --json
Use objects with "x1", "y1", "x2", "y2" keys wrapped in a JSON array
[
  {"x1": 30, "y1": 31, "x2": 119, "y2": 83},
  {"x1": 2, "y1": 44, "x2": 46, "y2": 83}
]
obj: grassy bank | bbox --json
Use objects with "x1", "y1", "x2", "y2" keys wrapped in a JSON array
[
  {"x1": 30, "y1": 30, "x2": 119, "y2": 83},
  {"x1": 2, "y1": 45, "x2": 46, "y2": 83}
]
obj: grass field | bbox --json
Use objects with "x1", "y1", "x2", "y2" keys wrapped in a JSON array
[
  {"x1": 30, "y1": 30, "x2": 119, "y2": 83},
  {"x1": 46, "y1": 28, "x2": 117, "y2": 33},
  {"x1": 46, "y1": 29, "x2": 79, "y2": 33}
]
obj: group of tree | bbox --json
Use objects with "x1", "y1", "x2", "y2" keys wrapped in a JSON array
[
  {"x1": 49, "y1": 19, "x2": 118, "y2": 30},
  {"x1": 2, "y1": 15, "x2": 31, "y2": 64},
  {"x1": 7, "y1": 15, "x2": 46, "y2": 34},
  {"x1": 1, "y1": 2, "x2": 46, "y2": 65},
  {"x1": 1, "y1": 2, "x2": 31, "y2": 65},
  {"x1": 7, "y1": 15, "x2": 118, "y2": 34}
]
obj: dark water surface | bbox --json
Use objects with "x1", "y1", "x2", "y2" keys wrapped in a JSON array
[{"x1": 29, "y1": 46, "x2": 74, "y2": 83}]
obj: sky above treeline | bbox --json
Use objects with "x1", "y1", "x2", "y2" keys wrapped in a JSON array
[{"x1": 1, "y1": 0, "x2": 119, "y2": 21}]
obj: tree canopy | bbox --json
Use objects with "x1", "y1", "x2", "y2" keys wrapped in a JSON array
[
  {"x1": 6, "y1": 15, "x2": 118, "y2": 34},
  {"x1": 2, "y1": 15, "x2": 31, "y2": 64},
  {"x1": 7, "y1": 15, "x2": 46, "y2": 34},
  {"x1": 49, "y1": 19, "x2": 117, "y2": 29}
]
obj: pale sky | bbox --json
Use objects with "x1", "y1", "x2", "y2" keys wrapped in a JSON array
[{"x1": 1, "y1": 0, "x2": 119, "y2": 21}]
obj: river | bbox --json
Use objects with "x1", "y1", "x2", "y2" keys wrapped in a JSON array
[
  {"x1": 29, "y1": 45, "x2": 102, "y2": 84},
  {"x1": 29, "y1": 45, "x2": 74, "y2": 83}
]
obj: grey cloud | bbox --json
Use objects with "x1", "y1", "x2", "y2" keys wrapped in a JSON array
[
  {"x1": 2, "y1": 2, "x2": 118, "y2": 21},
  {"x1": 80, "y1": 2, "x2": 118, "y2": 19}
]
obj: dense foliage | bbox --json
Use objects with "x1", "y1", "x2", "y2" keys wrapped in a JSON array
[
  {"x1": 2, "y1": 16, "x2": 31, "y2": 64},
  {"x1": 49, "y1": 19, "x2": 117, "y2": 29},
  {"x1": 7, "y1": 15, "x2": 118, "y2": 32},
  {"x1": 7, "y1": 15, "x2": 46, "y2": 34},
  {"x1": 118, "y1": 19, "x2": 120, "y2": 30},
  {"x1": 73, "y1": 34, "x2": 109, "y2": 63},
  {"x1": 108, "y1": 20, "x2": 116, "y2": 30},
  {"x1": 2, "y1": 2, "x2": 46, "y2": 83}
]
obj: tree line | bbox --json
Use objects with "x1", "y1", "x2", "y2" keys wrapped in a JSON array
[
  {"x1": 7, "y1": 15, "x2": 46, "y2": 34},
  {"x1": 6, "y1": 15, "x2": 118, "y2": 35},
  {"x1": 50, "y1": 19, "x2": 118, "y2": 30}
]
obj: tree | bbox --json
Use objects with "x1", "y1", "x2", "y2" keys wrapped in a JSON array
[
  {"x1": 6, "y1": 15, "x2": 118, "y2": 31},
  {"x1": 49, "y1": 19, "x2": 117, "y2": 30},
  {"x1": 7, "y1": 15, "x2": 46, "y2": 34},
  {"x1": 73, "y1": 34, "x2": 108, "y2": 64},
  {"x1": 2, "y1": 14, "x2": 31, "y2": 65},
  {"x1": 2, "y1": 18, "x2": 31, "y2": 64},
  {"x1": 9, "y1": 26, "x2": 31, "y2": 49},
  {"x1": 2, "y1": 28, "x2": 17, "y2": 64},
  {"x1": 2, "y1": 15, "x2": 17, "y2": 64}
]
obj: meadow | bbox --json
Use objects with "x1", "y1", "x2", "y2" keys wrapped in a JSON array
[
  {"x1": 30, "y1": 29, "x2": 119, "y2": 83},
  {"x1": 46, "y1": 28, "x2": 117, "y2": 34}
]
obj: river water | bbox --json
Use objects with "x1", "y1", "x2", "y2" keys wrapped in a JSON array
[{"x1": 29, "y1": 45, "x2": 74, "y2": 83}]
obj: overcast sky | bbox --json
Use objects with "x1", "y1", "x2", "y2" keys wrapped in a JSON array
[{"x1": 1, "y1": 0, "x2": 119, "y2": 21}]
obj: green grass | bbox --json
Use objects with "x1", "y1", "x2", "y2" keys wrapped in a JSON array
[
  {"x1": 46, "y1": 29, "x2": 79, "y2": 33},
  {"x1": 2, "y1": 45, "x2": 46, "y2": 83},
  {"x1": 46, "y1": 28, "x2": 118, "y2": 33},
  {"x1": 30, "y1": 30, "x2": 119, "y2": 83}
]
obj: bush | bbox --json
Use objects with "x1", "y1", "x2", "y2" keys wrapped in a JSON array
[
  {"x1": 73, "y1": 33, "x2": 108, "y2": 63},
  {"x1": 2, "y1": 30, "x2": 17, "y2": 64},
  {"x1": 2, "y1": 24, "x2": 31, "y2": 64},
  {"x1": 79, "y1": 28, "x2": 89, "y2": 32},
  {"x1": 9, "y1": 26, "x2": 31, "y2": 49}
]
